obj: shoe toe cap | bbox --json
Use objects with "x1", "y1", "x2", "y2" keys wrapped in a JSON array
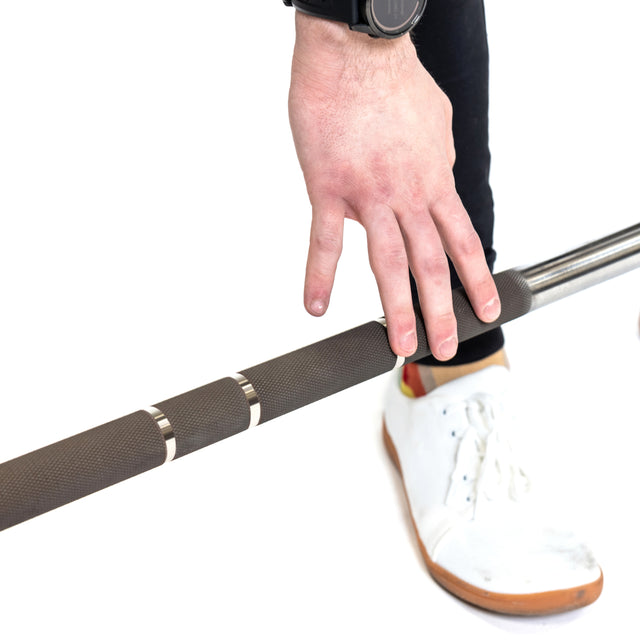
[{"x1": 432, "y1": 519, "x2": 601, "y2": 596}]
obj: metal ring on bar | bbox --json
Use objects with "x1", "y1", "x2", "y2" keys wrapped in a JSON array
[
  {"x1": 231, "y1": 373, "x2": 261, "y2": 428},
  {"x1": 376, "y1": 317, "x2": 405, "y2": 370},
  {"x1": 143, "y1": 406, "x2": 176, "y2": 463}
]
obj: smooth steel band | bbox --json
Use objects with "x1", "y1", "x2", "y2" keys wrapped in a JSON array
[
  {"x1": 144, "y1": 406, "x2": 176, "y2": 463},
  {"x1": 521, "y1": 223, "x2": 640, "y2": 310},
  {"x1": 231, "y1": 373, "x2": 261, "y2": 428},
  {"x1": 376, "y1": 317, "x2": 405, "y2": 370}
]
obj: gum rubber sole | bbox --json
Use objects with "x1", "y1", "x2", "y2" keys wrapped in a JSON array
[{"x1": 382, "y1": 421, "x2": 604, "y2": 616}]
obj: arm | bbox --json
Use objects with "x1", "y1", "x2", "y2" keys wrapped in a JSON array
[{"x1": 288, "y1": 13, "x2": 500, "y2": 360}]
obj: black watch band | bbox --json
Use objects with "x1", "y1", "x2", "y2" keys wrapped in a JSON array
[{"x1": 283, "y1": 0, "x2": 426, "y2": 39}]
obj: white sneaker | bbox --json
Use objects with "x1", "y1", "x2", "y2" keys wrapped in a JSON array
[{"x1": 383, "y1": 365, "x2": 603, "y2": 615}]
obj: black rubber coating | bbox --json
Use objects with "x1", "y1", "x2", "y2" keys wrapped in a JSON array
[
  {"x1": 0, "y1": 411, "x2": 166, "y2": 531},
  {"x1": 241, "y1": 321, "x2": 396, "y2": 424},
  {"x1": 0, "y1": 268, "x2": 532, "y2": 532},
  {"x1": 155, "y1": 377, "x2": 250, "y2": 459}
]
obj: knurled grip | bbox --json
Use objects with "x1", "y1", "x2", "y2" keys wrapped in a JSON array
[
  {"x1": 0, "y1": 411, "x2": 167, "y2": 531},
  {"x1": 155, "y1": 377, "x2": 250, "y2": 459},
  {"x1": 0, "y1": 268, "x2": 532, "y2": 532},
  {"x1": 241, "y1": 269, "x2": 532, "y2": 420}
]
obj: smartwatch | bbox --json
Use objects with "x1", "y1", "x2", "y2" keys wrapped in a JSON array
[{"x1": 283, "y1": 0, "x2": 427, "y2": 39}]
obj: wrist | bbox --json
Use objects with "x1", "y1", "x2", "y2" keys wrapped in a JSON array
[
  {"x1": 293, "y1": 12, "x2": 417, "y2": 84},
  {"x1": 295, "y1": 11, "x2": 414, "y2": 51}
]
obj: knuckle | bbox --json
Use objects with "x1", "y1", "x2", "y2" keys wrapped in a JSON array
[
  {"x1": 369, "y1": 231, "x2": 407, "y2": 273},
  {"x1": 405, "y1": 184, "x2": 427, "y2": 217},
  {"x1": 382, "y1": 246, "x2": 409, "y2": 271},
  {"x1": 395, "y1": 179, "x2": 428, "y2": 224},
  {"x1": 413, "y1": 253, "x2": 450, "y2": 282},
  {"x1": 429, "y1": 187, "x2": 457, "y2": 213},
  {"x1": 476, "y1": 276, "x2": 499, "y2": 300},
  {"x1": 308, "y1": 163, "x2": 354, "y2": 201},
  {"x1": 455, "y1": 229, "x2": 482, "y2": 258},
  {"x1": 426, "y1": 311, "x2": 457, "y2": 342},
  {"x1": 387, "y1": 309, "x2": 416, "y2": 332},
  {"x1": 447, "y1": 143, "x2": 457, "y2": 168},
  {"x1": 370, "y1": 182, "x2": 393, "y2": 207},
  {"x1": 433, "y1": 310, "x2": 456, "y2": 329},
  {"x1": 427, "y1": 174, "x2": 457, "y2": 210},
  {"x1": 311, "y1": 228, "x2": 343, "y2": 256},
  {"x1": 363, "y1": 205, "x2": 397, "y2": 234},
  {"x1": 429, "y1": 312, "x2": 457, "y2": 340}
]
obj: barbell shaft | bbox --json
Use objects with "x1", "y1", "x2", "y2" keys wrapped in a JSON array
[{"x1": 1, "y1": 224, "x2": 639, "y2": 532}]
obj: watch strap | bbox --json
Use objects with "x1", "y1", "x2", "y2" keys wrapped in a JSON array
[{"x1": 283, "y1": 0, "x2": 360, "y2": 29}]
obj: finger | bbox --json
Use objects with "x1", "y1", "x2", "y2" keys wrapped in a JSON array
[
  {"x1": 363, "y1": 204, "x2": 417, "y2": 357},
  {"x1": 398, "y1": 209, "x2": 458, "y2": 361},
  {"x1": 304, "y1": 201, "x2": 345, "y2": 316},
  {"x1": 428, "y1": 181, "x2": 501, "y2": 324}
]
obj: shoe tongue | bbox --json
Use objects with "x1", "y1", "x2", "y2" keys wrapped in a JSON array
[{"x1": 427, "y1": 365, "x2": 510, "y2": 404}]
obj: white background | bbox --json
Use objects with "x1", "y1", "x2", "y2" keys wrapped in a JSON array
[{"x1": 0, "y1": 1, "x2": 638, "y2": 638}]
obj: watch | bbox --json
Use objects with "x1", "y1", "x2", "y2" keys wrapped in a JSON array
[{"x1": 283, "y1": 0, "x2": 427, "y2": 39}]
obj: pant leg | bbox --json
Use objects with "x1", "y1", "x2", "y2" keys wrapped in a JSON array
[{"x1": 411, "y1": 0, "x2": 504, "y2": 365}]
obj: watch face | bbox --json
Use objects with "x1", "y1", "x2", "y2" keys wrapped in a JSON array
[{"x1": 367, "y1": 0, "x2": 426, "y2": 36}]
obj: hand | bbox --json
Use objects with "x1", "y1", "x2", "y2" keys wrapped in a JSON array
[{"x1": 288, "y1": 14, "x2": 501, "y2": 360}]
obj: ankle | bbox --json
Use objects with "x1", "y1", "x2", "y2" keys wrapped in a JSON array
[{"x1": 401, "y1": 349, "x2": 509, "y2": 398}]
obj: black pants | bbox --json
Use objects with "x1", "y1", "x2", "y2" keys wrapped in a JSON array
[{"x1": 411, "y1": 0, "x2": 504, "y2": 366}]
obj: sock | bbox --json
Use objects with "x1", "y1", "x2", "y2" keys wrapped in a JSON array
[{"x1": 400, "y1": 349, "x2": 509, "y2": 398}]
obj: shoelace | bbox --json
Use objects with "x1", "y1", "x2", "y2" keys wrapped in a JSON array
[{"x1": 444, "y1": 394, "x2": 530, "y2": 519}]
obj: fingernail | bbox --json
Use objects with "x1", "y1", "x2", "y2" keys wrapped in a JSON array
[
  {"x1": 400, "y1": 331, "x2": 417, "y2": 355},
  {"x1": 482, "y1": 297, "x2": 501, "y2": 322},
  {"x1": 309, "y1": 299, "x2": 326, "y2": 315},
  {"x1": 439, "y1": 336, "x2": 458, "y2": 360}
]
